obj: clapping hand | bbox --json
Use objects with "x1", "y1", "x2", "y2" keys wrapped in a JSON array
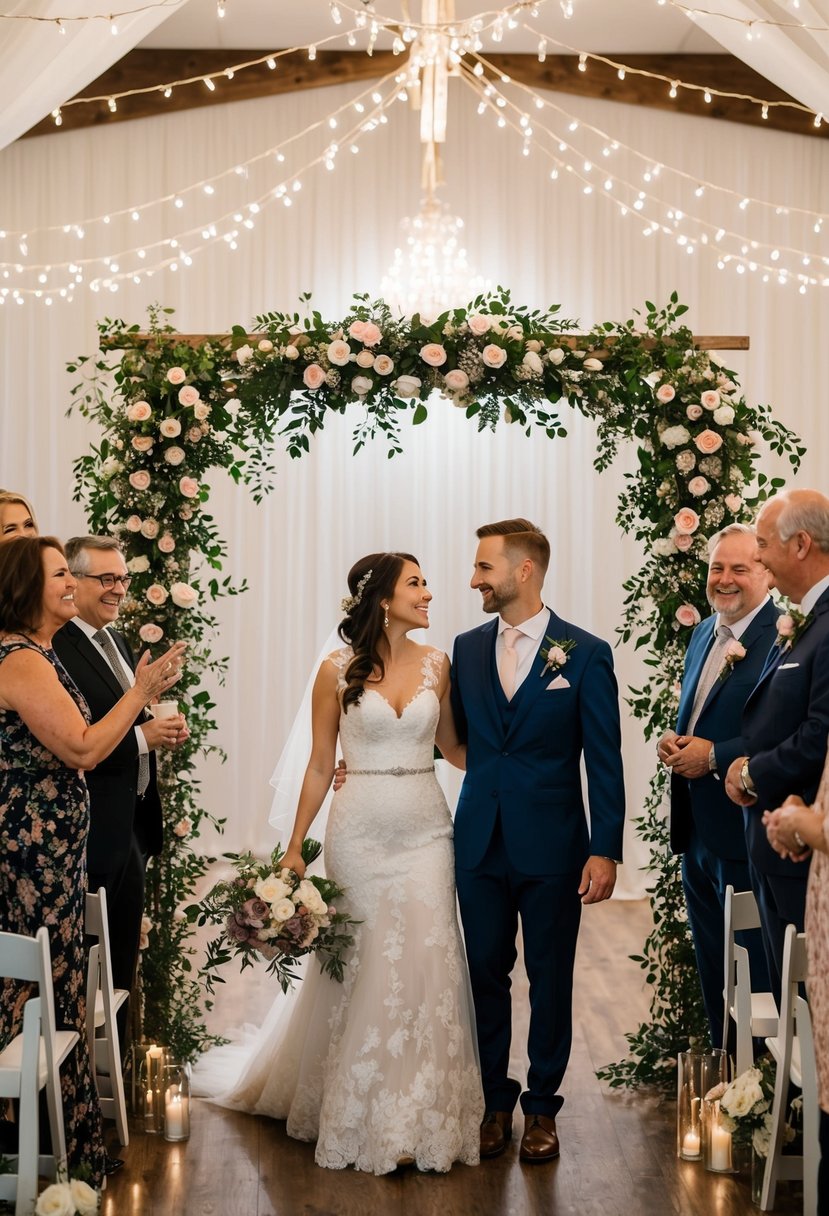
[{"x1": 134, "y1": 641, "x2": 187, "y2": 702}]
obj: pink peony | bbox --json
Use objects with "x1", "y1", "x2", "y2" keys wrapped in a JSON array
[
  {"x1": 170, "y1": 581, "x2": 199, "y2": 609},
  {"x1": 361, "y1": 322, "x2": 382, "y2": 347},
  {"x1": 674, "y1": 507, "x2": 700, "y2": 535},
  {"x1": 444, "y1": 368, "x2": 470, "y2": 393},
  {"x1": 695, "y1": 429, "x2": 724, "y2": 454},
  {"x1": 125, "y1": 515, "x2": 143, "y2": 533},
  {"x1": 139, "y1": 623, "x2": 164, "y2": 643},
  {"x1": 129, "y1": 470, "x2": 151, "y2": 491},
  {"x1": 482, "y1": 344, "x2": 508, "y2": 369},
  {"x1": 159, "y1": 418, "x2": 182, "y2": 438},
  {"x1": 420, "y1": 343, "x2": 447, "y2": 367},
  {"x1": 675, "y1": 604, "x2": 701, "y2": 627},
  {"x1": 127, "y1": 400, "x2": 152, "y2": 422},
  {"x1": 157, "y1": 533, "x2": 176, "y2": 553},
  {"x1": 166, "y1": 367, "x2": 186, "y2": 385},
  {"x1": 303, "y1": 363, "x2": 326, "y2": 390},
  {"x1": 656, "y1": 384, "x2": 676, "y2": 404},
  {"x1": 179, "y1": 476, "x2": 199, "y2": 499},
  {"x1": 178, "y1": 385, "x2": 200, "y2": 408},
  {"x1": 686, "y1": 404, "x2": 704, "y2": 421},
  {"x1": 146, "y1": 584, "x2": 169, "y2": 606},
  {"x1": 348, "y1": 320, "x2": 367, "y2": 341}
]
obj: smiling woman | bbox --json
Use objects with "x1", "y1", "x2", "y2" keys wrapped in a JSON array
[{"x1": 0, "y1": 490, "x2": 38, "y2": 538}]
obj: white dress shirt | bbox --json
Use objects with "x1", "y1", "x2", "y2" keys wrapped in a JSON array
[
  {"x1": 714, "y1": 594, "x2": 771, "y2": 642},
  {"x1": 495, "y1": 605, "x2": 551, "y2": 695},
  {"x1": 801, "y1": 573, "x2": 829, "y2": 616},
  {"x1": 73, "y1": 617, "x2": 149, "y2": 755}
]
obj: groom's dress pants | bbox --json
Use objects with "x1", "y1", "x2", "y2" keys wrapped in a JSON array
[{"x1": 456, "y1": 815, "x2": 582, "y2": 1117}]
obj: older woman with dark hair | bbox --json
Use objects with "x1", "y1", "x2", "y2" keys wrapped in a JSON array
[
  {"x1": 0, "y1": 536, "x2": 185, "y2": 1184},
  {"x1": 0, "y1": 491, "x2": 37, "y2": 538}
]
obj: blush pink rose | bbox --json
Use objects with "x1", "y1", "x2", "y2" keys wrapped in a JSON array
[
  {"x1": 327, "y1": 340, "x2": 351, "y2": 367},
  {"x1": 777, "y1": 614, "x2": 795, "y2": 638},
  {"x1": 140, "y1": 518, "x2": 159, "y2": 539},
  {"x1": 675, "y1": 604, "x2": 701, "y2": 627},
  {"x1": 127, "y1": 400, "x2": 152, "y2": 422},
  {"x1": 303, "y1": 363, "x2": 326, "y2": 389},
  {"x1": 674, "y1": 507, "x2": 700, "y2": 535},
  {"x1": 361, "y1": 322, "x2": 382, "y2": 347},
  {"x1": 178, "y1": 385, "x2": 200, "y2": 408},
  {"x1": 159, "y1": 418, "x2": 182, "y2": 438},
  {"x1": 146, "y1": 584, "x2": 169, "y2": 606},
  {"x1": 348, "y1": 320, "x2": 367, "y2": 341},
  {"x1": 482, "y1": 344, "x2": 507, "y2": 369},
  {"x1": 170, "y1": 581, "x2": 199, "y2": 609},
  {"x1": 656, "y1": 384, "x2": 676, "y2": 404},
  {"x1": 695, "y1": 429, "x2": 723, "y2": 454},
  {"x1": 373, "y1": 354, "x2": 394, "y2": 376},
  {"x1": 166, "y1": 367, "x2": 186, "y2": 385},
  {"x1": 467, "y1": 313, "x2": 491, "y2": 336},
  {"x1": 673, "y1": 533, "x2": 694, "y2": 551},
  {"x1": 193, "y1": 401, "x2": 211, "y2": 420},
  {"x1": 355, "y1": 350, "x2": 375, "y2": 368},
  {"x1": 700, "y1": 390, "x2": 721, "y2": 410},
  {"x1": 131, "y1": 436, "x2": 154, "y2": 453},
  {"x1": 173, "y1": 819, "x2": 190, "y2": 838},
  {"x1": 164, "y1": 446, "x2": 185, "y2": 466},
  {"x1": 688, "y1": 476, "x2": 710, "y2": 497},
  {"x1": 179, "y1": 476, "x2": 199, "y2": 499},
  {"x1": 724, "y1": 493, "x2": 742, "y2": 513},
  {"x1": 157, "y1": 533, "x2": 176, "y2": 553},
  {"x1": 129, "y1": 470, "x2": 151, "y2": 491},
  {"x1": 444, "y1": 368, "x2": 470, "y2": 392},
  {"x1": 420, "y1": 343, "x2": 447, "y2": 367},
  {"x1": 139, "y1": 623, "x2": 164, "y2": 643},
  {"x1": 686, "y1": 404, "x2": 704, "y2": 421},
  {"x1": 125, "y1": 515, "x2": 143, "y2": 532}
]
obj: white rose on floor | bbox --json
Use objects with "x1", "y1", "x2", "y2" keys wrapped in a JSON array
[
  {"x1": 164, "y1": 446, "x2": 186, "y2": 466},
  {"x1": 256, "y1": 876, "x2": 291, "y2": 903},
  {"x1": 327, "y1": 339, "x2": 351, "y2": 367},
  {"x1": 70, "y1": 1179, "x2": 100, "y2": 1216},
  {"x1": 661, "y1": 425, "x2": 691, "y2": 449},
  {"x1": 170, "y1": 581, "x2": 199, "y2": 609},
  {"x1": 351, "y1": 374, "x2": 373, "y2": 396},
  {"x1": 235, "y1": 344, "x2": 253, "y2": 366},
  {"x1": 35, "y1": 1182, "x2": 75, "y2": 1216},
  {"x1": 355, "y1": 349, "x2": 375, "y2": 368},
  {"x1": 393, "y1": 374, "x2": 422, "y2": 398},
  {"x1": 482, "y1": 344, "x2": 507, "y2": 368},
  {"x1": 522, "y1": 350, "x2": 543, "y2": 375},
  {"x1": 373, "y1": 354, "x2": 394, "y2": 376},
  {"x1": 713, "y1": 404, "x2": 735, "y2": 425},
  {"x1": 273, "y1": 898, "x2": 296, "y2": 923},
  {"x1": 127, "y1": 555, "x2": 150, "y2": 573},
  {"x1": 548, "y1": 348, "x2": 565, "y2": 365}
]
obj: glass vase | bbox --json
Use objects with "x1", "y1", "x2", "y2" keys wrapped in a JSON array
[
  {"x1": 677, "y1": 1048, "x2": 727, "y2": 1160},
  {"x1": 140, "y1": 1043, "x2": 167, "y2": 1134},
  {"x1": 751, "y1": 1145, "x2": 765, "y2": 1207},
  {"x1": 703, "y1": 1097, "x2": 734, "y2": 1172},
  {"x1": 162, "y1": 1062, "x2": 191, "y2": 1142}
]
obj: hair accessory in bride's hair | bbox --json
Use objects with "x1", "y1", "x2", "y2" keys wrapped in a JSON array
[{"x1": 340, "y1": 568, "x2": 373, "y2": 614}]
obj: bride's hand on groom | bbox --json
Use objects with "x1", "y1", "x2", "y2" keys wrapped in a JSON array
[{"x1": 578, "y1": 856, "x2": 617, "y2": 904}]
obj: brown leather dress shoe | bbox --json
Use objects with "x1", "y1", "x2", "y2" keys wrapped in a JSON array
[
  {"x1": 480, "y1": 1110, "x2": 513, "y2": 1158},
  {"x1": 519, "y1": 1114, "x2": 560, "y2": 1162}
]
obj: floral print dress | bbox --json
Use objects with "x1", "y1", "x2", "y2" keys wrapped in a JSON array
[{"x1": 0, "y1": 638, "x2": 105, "y2": 1184}]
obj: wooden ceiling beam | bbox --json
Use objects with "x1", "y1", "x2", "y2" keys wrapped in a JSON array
[{"x1": 22, "y1": 48, "x2": 823, "y2": 140}]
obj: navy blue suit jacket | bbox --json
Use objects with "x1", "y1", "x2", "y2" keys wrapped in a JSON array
[
  {"x1": 670, "y1": 599, "x2": 779, "y2": 859},
  {"x1": 740, "y1": 586, "x2": 829, "y2": 875},
  {"x1": 53, "y1": 620, "x2": 163, "y2": 876},
  {"x1": 450, "y1": 611, "x2": 625, "y2": 876}
]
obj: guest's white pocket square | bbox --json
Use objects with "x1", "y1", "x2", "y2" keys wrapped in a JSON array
[
  {"x1": 779, "y1": 662, "x2": 800, "y2": 670},
  {"x1": 546, "y1": 675, "x2": 570, "y2": 690}
]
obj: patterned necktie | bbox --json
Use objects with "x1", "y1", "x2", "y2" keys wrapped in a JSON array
[
  {"x1": 498, "y1": 627, "x2": 522, "y2": 700},
  {"x1": 94, "y1": 628, "x2": 150, "y2": 796},
  {"x1": 687, "y1": 623, "x2": 733, "y2": 734}
]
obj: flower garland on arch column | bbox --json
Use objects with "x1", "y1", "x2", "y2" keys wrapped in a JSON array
[{"x1": 68, "y1": 290, "x2": 804, "y2": 1077}]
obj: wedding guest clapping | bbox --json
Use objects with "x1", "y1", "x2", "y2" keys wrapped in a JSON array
[{"x1": 0, "y1": 536, "x2": 185, "y2": 1185}]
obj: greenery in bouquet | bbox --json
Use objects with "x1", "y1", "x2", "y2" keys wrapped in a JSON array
[
  {"x1": 187, "y1": 839, "x2": 358, "y2": 994},
  {"x1": 708, "y1": 1057, "x2": 798, "y2": 1157}
]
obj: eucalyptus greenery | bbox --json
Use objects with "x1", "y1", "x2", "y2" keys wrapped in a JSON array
[{"x1": 68, "y1": 291, "x2": 803, "y2": 1079}]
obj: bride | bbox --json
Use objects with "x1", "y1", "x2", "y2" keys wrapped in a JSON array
[{"x1": 203, "y1": 551, "x2": 483, "y2": 1174}]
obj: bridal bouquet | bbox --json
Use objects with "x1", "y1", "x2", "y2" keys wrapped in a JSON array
[{"x1": 187, "y1": 839, "x2": 357, "y2": 994}]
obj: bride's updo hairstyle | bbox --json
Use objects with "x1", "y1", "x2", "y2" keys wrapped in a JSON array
[{"x1": 338, "y1": 551, "x2": 418, "y2": 712}]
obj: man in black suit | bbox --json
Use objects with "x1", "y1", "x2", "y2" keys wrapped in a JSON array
[
  {"x1": 725, "y1": 489, "x2": 829, "y2": 998},
  {"x1": 658, "y1": 524, "x2": 774, "y2": 1046},
  {"x1": 53, "y1": 536, "x2": 185, "y2": 1042}
]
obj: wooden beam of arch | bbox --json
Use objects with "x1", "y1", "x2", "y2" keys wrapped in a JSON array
[
  {"x1": 105, "y1": 333, "x2": 749, "y2": 351},
  {"x1": 22, "y1": 48, "x2": 822, "y2": 141}
]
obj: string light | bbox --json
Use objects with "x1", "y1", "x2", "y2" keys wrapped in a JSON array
[
  {"x1": 667, "y1": 0, "x2": 829, "y2": 33},
  {"x1": 0, "y1": 0, "x2": 182, "y2": 28}
]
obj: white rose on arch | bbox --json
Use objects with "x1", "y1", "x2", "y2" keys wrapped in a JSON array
[
  {"x1": 713, "y1": 404, "x2": 735, "y2": 426},
  {"x1": 235, "y1": 344, "x2": 254, "y2": 366},
  {"x1": 170, "y1": 581, "x2": 199, "y2": 609},
  {"x1": 393, "y1": 375, "x2": 422, "y2": 398},
  {"x1": 127, "y1": 555, "x2": 150, "y2": 573},
  {"x1": 661, "y1": 425, "x2": 691, "y2": 450},
  {"x1": 522, "y1": 350, "x2": 543, "y2": 375},
  {"x1": 443, "y1": 369, "x2": 470, "y2": 393},
  {"x1": 351, "y1": 374, "x2": 373, "y2": 396}
]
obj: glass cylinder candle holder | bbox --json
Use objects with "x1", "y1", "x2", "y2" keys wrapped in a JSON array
[
  {"x1": 703, "y1": 1097, "x2": 734, "y2": 1173},
  {"x1": 162, "y1": 1062, "x2": 191, "y2": 1142},
  {"x1": 142, "y1": 1043, "x2": 167, "y2": 1134},
  {"x1": 677, "y1": 1048, "x2": 727, "y2": 1160}
]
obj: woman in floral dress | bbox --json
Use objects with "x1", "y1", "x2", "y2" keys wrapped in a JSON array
[{"x1": 0, "y1": 536, "x2": 184, "y2": 1183}]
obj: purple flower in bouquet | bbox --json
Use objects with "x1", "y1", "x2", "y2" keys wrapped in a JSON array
[
  {"x1": 225, "y1": 911, "x2": 254, "y2": 943},
  {"x1": 241, "y1": 897, "x2": 269, "y2": 927}
]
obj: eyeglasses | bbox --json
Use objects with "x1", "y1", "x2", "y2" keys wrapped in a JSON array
[{"x1": 82, "y1": 573, "x2": 133, "y2": 591}]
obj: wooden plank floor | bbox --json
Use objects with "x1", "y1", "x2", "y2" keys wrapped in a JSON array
[{"x1": 101, "y1": 898, "x2": 802, "y2": 1216}]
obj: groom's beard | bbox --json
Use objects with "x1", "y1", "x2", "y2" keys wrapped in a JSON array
[{"x1": 479, "y1": 584, "x2": 518, "y2": 615}]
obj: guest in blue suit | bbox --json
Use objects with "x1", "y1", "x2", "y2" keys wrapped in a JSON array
[
  {"x1": 726, "y1": 489, "x2": 829, "y2": 998},
  {"x1": 450, "y1": 518, "x2": 625, "y2": 1164},
  {"x1": 658, "y1": 523, "x2": 775, "y2": 1047}
]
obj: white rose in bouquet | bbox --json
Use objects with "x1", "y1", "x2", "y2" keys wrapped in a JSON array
[
  {"x1": 273, "y1": 898, "x2": 297, "y2": 923},
  {"x1": 255, "y1": 876, "x2": 291, "y2": 903}
]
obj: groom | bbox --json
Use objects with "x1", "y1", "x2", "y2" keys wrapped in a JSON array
[{"x1": 450, "y1": 518, "x2": 626, "y2": 1163}]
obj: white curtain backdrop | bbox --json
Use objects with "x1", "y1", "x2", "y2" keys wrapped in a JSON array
[{"x1": 1, "y1": 82, "x2": 828, "y2": 896}]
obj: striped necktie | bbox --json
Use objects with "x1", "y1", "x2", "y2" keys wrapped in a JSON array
[{"x1": 94, "y1": 628, "x2": 150, "y2": 796}]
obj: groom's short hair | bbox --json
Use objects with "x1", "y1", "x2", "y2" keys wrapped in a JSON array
[{"x1": 476, "y1": 518, "x2": 550, "y2": 576}]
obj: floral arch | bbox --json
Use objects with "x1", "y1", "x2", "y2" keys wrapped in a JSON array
[{"x1": 69, "y1": 290, "x2": 803, "y2": 1086}]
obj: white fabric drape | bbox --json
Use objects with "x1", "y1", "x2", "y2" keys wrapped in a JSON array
[
  {"x1": 1, "y1": 83, "x2": 828, "y2": 897},
  {"x1": 0, "y1": 0, "x2": 190, "y2": 153}
]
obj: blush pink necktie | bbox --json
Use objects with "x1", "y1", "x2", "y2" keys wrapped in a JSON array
[{"x1": 498, "y1": 627, "x2": 522, "y2": 700}]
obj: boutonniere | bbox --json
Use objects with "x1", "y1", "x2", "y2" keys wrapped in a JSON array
[
  {"x1": 776, "y1": 607, "x2": 813, "y2": 652},
  {"x1": 540, "y1": 635, "x2": 576, "y2": 678},
  {"x1": 717, "y1": 638, "x2": 746, "y2": 682}
]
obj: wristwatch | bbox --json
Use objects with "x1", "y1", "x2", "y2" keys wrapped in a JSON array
[{"x1": 739, "y1": 759, "x2": 757, "y2": 798}]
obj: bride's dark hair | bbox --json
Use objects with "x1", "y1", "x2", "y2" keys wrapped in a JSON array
[{"x1": 338, "y1": 551, "x2": 419, "y2": 712}]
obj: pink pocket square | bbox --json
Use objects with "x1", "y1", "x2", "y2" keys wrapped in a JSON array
[{"x1": 546, "y1": 675, "x2": 570, "y2": 690}]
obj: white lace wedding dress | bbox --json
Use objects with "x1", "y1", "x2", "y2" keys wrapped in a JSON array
[{"x1": 196, "y1": 646, "x2": 483, "y2": 1174}]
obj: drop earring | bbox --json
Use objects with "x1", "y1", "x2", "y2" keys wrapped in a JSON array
[{"x1": 382, "y1": 604, "x2": 389, "y2": 628}]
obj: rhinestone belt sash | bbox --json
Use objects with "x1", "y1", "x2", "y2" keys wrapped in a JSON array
[{"x1": 347, "y1": 765, "x2": 435, "y2": 777}]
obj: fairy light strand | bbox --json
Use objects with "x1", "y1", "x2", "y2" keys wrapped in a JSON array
[{"x1": 669, "y1": 0, "x2": 829, "y2": 35}]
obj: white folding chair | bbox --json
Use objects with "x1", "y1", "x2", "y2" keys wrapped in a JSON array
[
  {"x1": 85, "y1": 889, "x2": 129, "y2": 1146},
  {"x1": 0, "y1": 927, "x2": 79, "y2": 1214},
  {"x1": 794, "y1": 996, "x2": 820, "y2": 1216},
  {"x1": 760, "y1": 924, "x2": 808, "y2": 1211},
  {"x1": 722, "y1": 885, "x2": 778, "y2": 1077}
]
